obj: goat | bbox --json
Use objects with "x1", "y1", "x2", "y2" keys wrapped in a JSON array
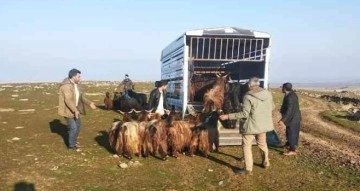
[{"x1": 203, "y1": 73, "x2": 229, "y2": 112}]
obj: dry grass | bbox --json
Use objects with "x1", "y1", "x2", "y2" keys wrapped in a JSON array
[{"x1": 0, "y1": 82, "x2": 359, "y2": 191}]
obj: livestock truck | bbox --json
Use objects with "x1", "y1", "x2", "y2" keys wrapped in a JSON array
[{"x1": 160, "y1": 27, "x2": 271, "y2": 117}]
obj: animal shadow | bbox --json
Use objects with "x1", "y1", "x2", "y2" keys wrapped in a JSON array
[
  {"x1": 205, "y1": 154, "x2": 240, "y2": 172},
  {"x1": 95, "y1": 130, "x2": 114, "y2": 153},
  {"x1": 218, "y1": 151, "x2": 244, "y2": 161},
  {"x1": 14, "y1": 181, "x2": 36, "y2": 191},
  {"x1": 49, "y1": 119, "x2": 68, "y2": 147}
]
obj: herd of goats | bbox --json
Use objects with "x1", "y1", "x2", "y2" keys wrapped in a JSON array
[
  {"x1": 106, "y1": 75, "x2": 360, "y2": 160},
  {"x1": 300, "y1": 91, "x2": 360, "y2": 121},
  {"x1": 107, "y1": 74, "x2": 242, "y2": 160},
  {"x1": 109, "y1": 109, "x2": 213, "y2": 160}
]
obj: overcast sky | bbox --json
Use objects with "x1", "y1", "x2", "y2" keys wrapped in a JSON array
[{"x1": 0, "y1": 0, "x2": 359, "y2": 83}]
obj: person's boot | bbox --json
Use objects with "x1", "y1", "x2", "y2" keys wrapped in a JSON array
[
  {"x1": 262, "y1": 161, "x2": 270, "y2": 169},
  {"x1": 234, "y1": 168, "x2": 252, "y2": 175},
  {"x1": 283, "y1": 151, "x2": 297, "y2": 156}
]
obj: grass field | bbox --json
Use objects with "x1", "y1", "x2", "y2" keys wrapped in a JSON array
[
  {"x1": 321, "y1": 111, "x2": 360, "y2": 133},
  {"x1": 0, "y1": 82, "x2": 359, "y2": 191}
]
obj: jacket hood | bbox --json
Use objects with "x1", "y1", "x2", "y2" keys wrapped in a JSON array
[{"x1": 248, "y1": 87, "x2": 270, "y2": 101}]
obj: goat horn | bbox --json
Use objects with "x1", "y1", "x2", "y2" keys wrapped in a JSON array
[
  {"x1": 132, "y1": 109, "x2": 142, "y2": 113},
  {"x1": 117, "y1": 110, "x2": 125, "y2": 115}
]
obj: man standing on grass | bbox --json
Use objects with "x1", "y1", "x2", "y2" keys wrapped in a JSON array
[
  {"x1": 219, "y1": 77, "x2": 274, "y2": 175},
  {"x1": 279, "y1": 82, "x2": 302, "y2": 156},
  {"x1": 58, "y1": 68, "x2": 97, "y2": 152}
]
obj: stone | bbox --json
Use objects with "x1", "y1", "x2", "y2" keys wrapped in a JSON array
[
  {"x1": 12, "y1": 137, "x2": 21, "y2": 141},
  {"x1": 119, "y1": 163, "x2": 128, "y2": 169}
]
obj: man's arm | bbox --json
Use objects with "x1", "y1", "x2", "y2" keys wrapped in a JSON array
[
  {"x1": 229, "y1": 96, "x2": 251, "y2": 120},
  {"x1": 148, "y1": 90, "x2": 154, "y2": 110},
  {"x1": 81, "y1": 94, "x2": 96, "y2": 109},
  {"x1": 62, "y1": 86, "x2": 78, "y2": 114},
  {"x1": 219, "y1": 96, "x2": 251, "y2": 120},
  {"x1": 280, "y1": 94, "x2": 294, "y2": 124},
  {"x1": 129, "y1": 80, "x2": 135, "y2": 90}
]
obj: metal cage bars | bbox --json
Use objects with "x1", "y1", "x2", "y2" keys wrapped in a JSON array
[{"x1": 189, "y1": 37, "x2": 265, "y2": 61}]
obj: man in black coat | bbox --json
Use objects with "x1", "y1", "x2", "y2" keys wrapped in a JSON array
[
  {"x1": 148, "y1": 80, "x2": 169, "y2": 116},
  {"x1": 279, "y1": 82, "x2": 302, "y2": 156}
]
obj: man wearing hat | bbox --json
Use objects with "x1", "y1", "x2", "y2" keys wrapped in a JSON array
[
  {"x1": 148, "y1": 80, "x2": 169, "y2": 116},
  {"x1": 279, "y1": 82, "x2": 302, "y2": 156}
]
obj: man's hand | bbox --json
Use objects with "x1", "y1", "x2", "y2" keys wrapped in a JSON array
[
  {"x1": 219, "y1": 114, "x2": 229, "y2": 121},
  {"x1": 74, "y1": 110, "x2": 80, "y2": 119},
  {"x1": 90, "y1": 102, "x2": 97, "y2": 109}
]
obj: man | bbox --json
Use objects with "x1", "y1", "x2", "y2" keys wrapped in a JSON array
[
  {"x1": 279, "y1": 82, "x2": 302, "y2": 156},
  {"x1": 58, "y1": 68, "x2": 96, "y2": 151},
  {"x1": 148, "y1": 80, "x2": 169, "y2": 116},
  {"x1": 219, "y1": 77, "x2": 274, "y2": 175},
  {"x1": 116, "y1": 74, "x2": 134, "y2": 99}
]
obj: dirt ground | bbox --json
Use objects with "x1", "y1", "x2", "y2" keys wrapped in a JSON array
[
  {"x1": 276, "y1": 94, "x2": 360, "y2": 169},
  {"x1": 0, "y1": 82, "x2": 359, "y2": 191}
]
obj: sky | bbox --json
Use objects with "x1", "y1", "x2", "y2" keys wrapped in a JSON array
[{"x1": 0, "y1": 0, "x2": 359, "y2": 83}]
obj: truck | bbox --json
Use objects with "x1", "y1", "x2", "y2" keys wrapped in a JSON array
[{"x1": 160, "y1": 27, "x2": 271, "y2": 117}]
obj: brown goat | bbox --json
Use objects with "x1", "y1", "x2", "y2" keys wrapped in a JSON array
[
  {"x1": 104, "y1": 92, "x2": 113, "y2": 110},
  {"x1": 189, "y1": 125, "x2": 210, "y2": 157},
  {"x1": 137, "y1": 110, "x2": 153, "y2": 157},
  {"x1": 109, "y1": 121, "x2": 124, "y2": 155},
  {"x1": 145, "y1": 119, "x2": 169, "y2": 160},
  {"x1": 109, "y1": 111, "x2": 139, "y2": 158},
  {"x1": 203, "y1": 73, "x2": 228, "y2": 112},
  {"x1": 121, "y1": 121, "x2": 140, "y2": 158},
  {"x1": 167, "y1": 115, "x2": 193, "y2": 158}
]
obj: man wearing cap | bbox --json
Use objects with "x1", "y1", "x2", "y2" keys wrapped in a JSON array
[
  {"x1": 219, "y1": 77, "x2": 274, "y2": 175},
  {"x1": 116, "y1": 74, "x2": 134, "y2": 99},
  {"x1": 279, "y1": 82, "x2": 302, "y2": 156},
  {"x1": 148, "y1": 80, "x2": 169, "y2": 116}
]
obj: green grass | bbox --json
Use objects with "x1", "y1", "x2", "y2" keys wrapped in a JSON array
[
  {"x1": 0, "y1": 82, "x2": 359, "y2": 190},
  {"x1": 321, "y1": 111, "x2": 360, "y2": 133}
]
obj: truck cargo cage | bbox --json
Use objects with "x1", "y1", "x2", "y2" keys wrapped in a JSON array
[{"x1": 189, "y1": 37, "x2": 266, "y2": 62}]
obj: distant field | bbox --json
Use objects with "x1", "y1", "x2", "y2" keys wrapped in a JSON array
[
  {"x1": 0, "y1": 82, "x2": 359, "y2": 191},
  {"x1": 321, "y1": 111, "x2": 360, "y2": 133}
]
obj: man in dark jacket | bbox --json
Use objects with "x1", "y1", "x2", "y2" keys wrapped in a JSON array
[
  {"x1": 279, "y1": 82, "x2": 302, "y2": 156},
  {"x1": 148, "y1": 80, "x2": 169, "y2": 116}
]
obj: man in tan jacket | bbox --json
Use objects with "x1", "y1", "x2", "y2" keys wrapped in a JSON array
[
  {"x1": 220, "y1": 77, "x2": 274, "y2": 175},
  {"x1": 58, "y1": 68, "x2": 96, "y2": 151}
]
